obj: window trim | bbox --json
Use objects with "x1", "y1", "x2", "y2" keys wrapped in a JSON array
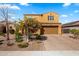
[{"x1": 48, "y1": 16, "x2": 54, "y2": 20}]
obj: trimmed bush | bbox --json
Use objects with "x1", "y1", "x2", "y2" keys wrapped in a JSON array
[
  {"x1": 36, "y1": 34, "x2": 41, "y2": 39},
  {"x1": 18, "y1": 42, "x2": 29, "y2": 48},
  {"x1": 0, "y1": 32, "x2": 5, "y2": 36},
  {"x1": 0, "y1": 42, "x2": 3, "y2": 45},
  {"x1": 0, "y1": 40, "x2": 4, "y2": 42},
  {"x1": 0, "y1": 40, "x2": 4, "y2": 45},
  {"x1": 7, "y1": 43, "x2": 14, "y2": 46}
]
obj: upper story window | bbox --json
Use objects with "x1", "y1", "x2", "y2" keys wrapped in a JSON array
[{"x1": 48, "y1": 16, "x2": 54, "y2": 20}]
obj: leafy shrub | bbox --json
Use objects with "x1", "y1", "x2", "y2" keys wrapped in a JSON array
[
  {"x1": 0, "y1": 40, "x2": 4, "y2": 45},
  {"x1": 7, "y1": 43, "x2": 14, "y2": 46},
  {"x1": 0, "y1": 42, "x2": 3, "y2": 45},
  {"x1": 18, "y1": 42, "x2": 29, "y2": 48},
  {"x1": 0, "y1": 32, "x2": 4, "y2": 36},
  {"x1": 10, "y1": 29, "x2": 15, "y2": 34},
  {"x1": 0, "y1": 40, "x2": 4, "y2": 42},
  {"x1": 70, "y1": 29, "x2": 79, "y2": 39},
  {"x1": 70, "y1": 29, "x2": 79, "y2": 35},
  {"x1": 16, "y1": 39, "x2": 23, "y2": 42},
  {"x1": 18, "y1": 33, "x2": 23, "y2": 36},
  {"x1": 70, "y1": 29, "x2": 77, "y2": 34},
  {"x1": 63, "y1": 29, "x2": 70, "y2": 33},
  {"x1": 36, "y1": 34, "x2": 41, "y2": 39},
  {"x1": 15, "y1": 32, "x2": 23, "y2": 42}
]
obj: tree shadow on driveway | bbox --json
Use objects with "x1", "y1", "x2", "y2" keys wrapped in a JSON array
[{"x1": 29, "y1": 35, "x2": 47, "y2": 41}]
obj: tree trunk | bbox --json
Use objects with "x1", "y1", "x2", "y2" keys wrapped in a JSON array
[{"x1": 6, "y1": 18, "x2": 10, "y2": 44}]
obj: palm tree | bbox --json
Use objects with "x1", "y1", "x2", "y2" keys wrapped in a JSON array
[{"x1": 19, "y1": 20, "x2": 25, "y2": 35}]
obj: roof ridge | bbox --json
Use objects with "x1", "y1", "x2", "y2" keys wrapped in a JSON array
[{"x1": 63, "y1": 20, "x2": 79, "y2": 25}]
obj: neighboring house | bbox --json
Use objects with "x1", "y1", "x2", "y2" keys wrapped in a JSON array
[
  {"x1": 24, "y1": 12, "x2": 62, "y2": 34},
  {"x1": 62, "y1": 21, "x2": 79, "y2": 33},
  {"x1": 0, "y1": 20, "x2": 15, "y2": 33}
]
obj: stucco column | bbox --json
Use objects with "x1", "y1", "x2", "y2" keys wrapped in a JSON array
[{"x1": 58, "y1": 24, "x2": 62, "y2": 34}]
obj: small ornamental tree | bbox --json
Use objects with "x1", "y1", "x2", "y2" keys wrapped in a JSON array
[
  {"x1": 15, "y1": 21, "x2": 23, "y2": 42},
  {"x1": 24, "y1": 17, "x2": 41, "y2": 42},
  {"x1": 24, "y1": 17, "x2": 41, "y2": 35}
]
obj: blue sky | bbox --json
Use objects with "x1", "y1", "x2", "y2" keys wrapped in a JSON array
[{"x1": 0, "y1": 3, "x2": 79, "y2": 24}]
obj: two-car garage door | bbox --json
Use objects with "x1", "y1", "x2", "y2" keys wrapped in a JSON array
[{"x1": 43, "y1": 26, "x2": 58, "y2": 34}]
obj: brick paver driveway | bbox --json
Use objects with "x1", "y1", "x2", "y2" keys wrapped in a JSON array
[{"x1": 43, "y1": 34, "x2": 79, "y2": 50}]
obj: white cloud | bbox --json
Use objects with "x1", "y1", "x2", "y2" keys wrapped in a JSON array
[
  {"x1": 20, "y1": 3, "x2": 30, "y2": 6},
  {"x1": 11, "y1": 5, "x2": 20, "y2": 10},
  {"x1": 63, "y1": 3, "x2": 72, "y2": 7},
  {"x1": 24, "y1": 3, "x2": 30, "y2": 6},
  {"x1": 0, "y1": 4, "x2": 20, "y2": 10},
  {"x1": 61, "y1": 14, "x2": 68, "y2": 18},
  {"x1": 74, "y1": 10, "x2": 79, "y2": 13},
  {"x1": 11, "y1": 16, "x2": 16, "y2": 19}
]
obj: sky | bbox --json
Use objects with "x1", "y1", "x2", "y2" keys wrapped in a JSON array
[{"x1": 0, "y1": 3, "x2": 79, "y2": 24}]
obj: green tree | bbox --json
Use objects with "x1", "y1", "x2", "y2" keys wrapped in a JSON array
[
  {"x1": 24, "y1": 17, "x2": 41, "y2": 33},
  {"x1": 24, "y1": 17, "x2": 41, "y2": 42}
]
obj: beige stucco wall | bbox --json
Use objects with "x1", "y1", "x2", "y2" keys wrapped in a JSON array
[
  {"x1": 58, "y1": 24, "x2": 62, "y2": 34},
  {"x1": 39, "y1": 12, "x2": 59, "y2": 23},
  {"x1": 25, "y1": 12, "x2": 59, "y2": 23}
]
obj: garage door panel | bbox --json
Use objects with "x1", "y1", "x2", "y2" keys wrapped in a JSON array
[{"x1": 43, "y1": 26, "x2": 58, "y2": 34}]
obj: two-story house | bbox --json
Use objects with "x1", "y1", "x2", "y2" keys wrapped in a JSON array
[{"x1": 24, "y1": 12, "x2": 62, "y2": 34}]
